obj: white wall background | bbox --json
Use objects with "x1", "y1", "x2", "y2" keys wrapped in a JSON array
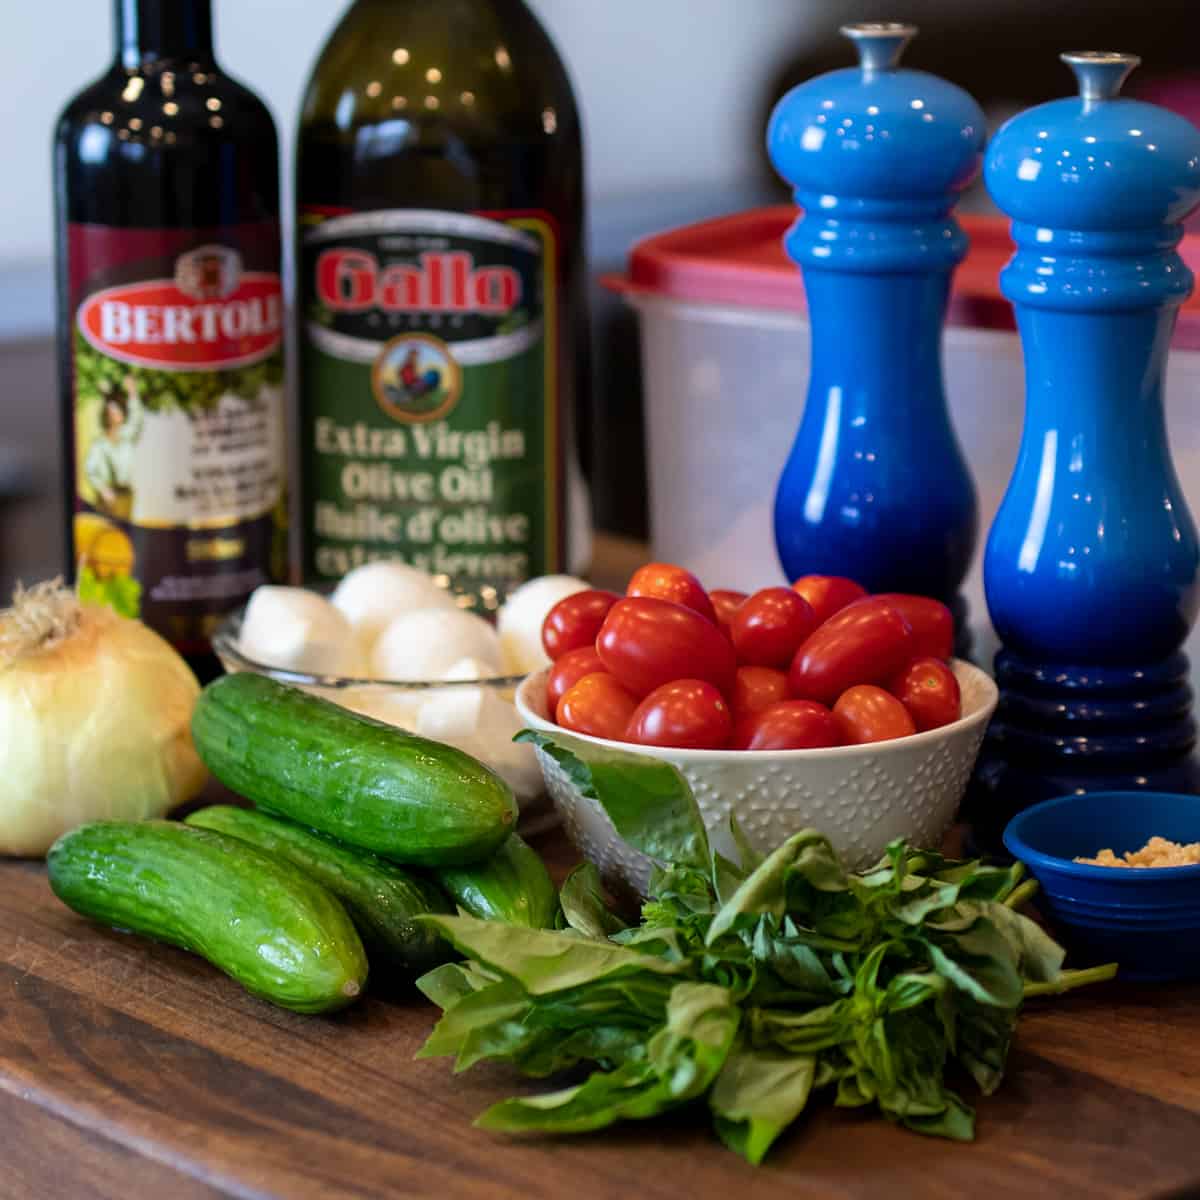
[{"x1": 0, "y1": 0, "x2": 820, "y2": 275}]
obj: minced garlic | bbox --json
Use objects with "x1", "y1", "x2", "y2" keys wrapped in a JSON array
[{"x1": 1076, "y1": 836, "x2": 1200, "y2": 868}]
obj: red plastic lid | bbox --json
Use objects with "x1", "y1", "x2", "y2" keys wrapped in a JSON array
[{"x1": 602, "y1": 206, "x2": 1200, "y2": 350}]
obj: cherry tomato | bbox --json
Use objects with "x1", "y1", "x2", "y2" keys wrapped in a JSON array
[
  {"x1": 627, "y1": 562, "x2": 718, "y2": 624},
  {"x1": 556, "y1": 672, "x2": 639, "y2": 742},
  {"x1": 731, "y1": 666, "x2": 790, "y2": 719},
  {"x1": 626, "y1": 680, "x2": 733, "y2": 750},
  {"x1": 869, "y1": 594, "x2": 954, "y2": 660},
  {"x1": 541, "y1": 589, "x2": 620, "y2": 660},
  {"x1": 546, "y1": 645, "x2": 605, "y2": 714},
  {"x1": 890, "y1": 657, "x2": 962, "y2": 732},
  {"x1": 788, "y1": 597, "x2": 914, "y2": 705},
  {"x1": 709, "y1": 589, "x2": 748, "y2": 632},
  {"x1": 791, "y1": 575, "x2": 868, "y2": 626},
  {"x1": 730, "y1": 587, "x2": 819, "y2": 668},
  {"x1": 833, "y1": 685, "x2": 917, "y2": 745},
  {"x1": 733, "y1": 700, "x2": 842, "y2": 751},
  {"x1": 597, "y1": 597, "x2": 737, "y2": 698}
]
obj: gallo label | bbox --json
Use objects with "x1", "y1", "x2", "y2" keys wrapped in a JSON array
[
  {"x1": 315, "y1": 248, "x2": 522, "y2": 316},
  {"x1": 77, "y1": 245, "x2": 283, "y2": 371},
  {"x1": 299, "y1": 208, "x2": 561, "y2": 587}
]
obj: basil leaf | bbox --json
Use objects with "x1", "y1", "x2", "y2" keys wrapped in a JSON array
[
  {"x1": 559, "y1": 863, "x2": 629, "y2": 940},
  {"x1": 978, "y1": 900, "x2": 1066, "y2": 984},
  {"x1": 750, "y1": 918, "x2": 838, "y2": 1001},
  {"x1": 415, "y1": 961, "x2": 495, "y2": 1010},
  {"x1": 710, "y1": 1044, "x2": 816, "y2": 1165},
  {"x1": 728, "y1": 813, "x2": 764, "y2": 875},
  {"x1": 477, "y1": 1059, "x2": 666, "y2": 1134},
  {"x1": 706, "y1": 830, "x2": 846, "y2": 945},
  {"x1": 924, "y1": 918, "x2": 1025, "y2": 1009},
  {"x1": 516, "y1": 730, "x2": 710, "y2": 868},
  {"x1": 956, "y1": 996, "x2": 1017, "y2": 1095},
  {"x1": 478, "y1": 982, "x2": 739, "y2": 1135},
  {"x1": 644, "y1": 982, "x2": 741, "y2": 1100},
  {"x1": 417, "y1": 976, "x2": 532, "y2": 1061},
  {"x1": 421, "y1": 913, "x2": 686, "y2": 995},
  {"x1": 898, "y1": 1089, "x2": 976, "y2": 1141},
  {"x1": 712, "y1": 852, "x2": 748, "y2": 907},
  {"x1": 890, "y1": 881, "x2": 966, "y2": 926}
]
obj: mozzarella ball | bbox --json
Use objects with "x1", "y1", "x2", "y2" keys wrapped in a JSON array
[
  {"x1": 415, "y1": 687, "x2": 542, "y2": 801},
  {"x1": 443, "y1": 656, "x2": 506, "y2": 682},
  {"x1": 331, "y1": 561, "x2": 457, "y2": 649},
  {"x1": 240, "y1": 586, "x2": 364, "y2": 677},
  {"x1": 370, "y1": 608, "x2": 503, "y2": 682},
  {"x1": 334, "y1": 688, "x2": 423, "y2": 732},
  {"x1": 497, "y1": 574, "x2": 590, "y2": 674}
]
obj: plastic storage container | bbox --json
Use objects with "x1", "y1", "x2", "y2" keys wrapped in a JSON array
[{"x1": 604, "y1": 207, "x2": 1200, "y2": 674}]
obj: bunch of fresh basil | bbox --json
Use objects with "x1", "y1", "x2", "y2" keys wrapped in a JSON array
[{"x1": 416, "y1": 732, "x2": 1114, "y2": 1165}]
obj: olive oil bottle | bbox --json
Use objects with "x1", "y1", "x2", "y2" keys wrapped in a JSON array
[
  {"x1": 54, "y1": 0, "x2": 285, "y2": 677},
  {"x1": 297, "y1": 0, "x2": 589, "y2": 590}
]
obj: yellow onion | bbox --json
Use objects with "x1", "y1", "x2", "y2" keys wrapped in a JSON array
[{"x1": 0, "y1": 580, "x2": 207, "y2": 856}]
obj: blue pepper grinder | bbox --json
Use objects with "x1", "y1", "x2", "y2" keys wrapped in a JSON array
[
  {"x1": 766, "y1": 24, "x2": 985, "y2": 637},
  {"x1": 970, "y1": 52, "x2": 1200, "y2": 849}
]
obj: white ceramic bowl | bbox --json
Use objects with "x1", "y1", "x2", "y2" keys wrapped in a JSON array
[{"x1": 515, "y1": 660, "x2": 999, "y2": 897}]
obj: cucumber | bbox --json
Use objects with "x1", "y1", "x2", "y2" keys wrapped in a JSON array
[
  {"x1": 185, "y1": 805, "x2": 452, "y2": 974},
  {"x1": 432, "y1": 833, "x2": 558, "y2": 929},
  {"x1": 47, "y1": 821, "x2": 367, "y2": 1014},
  {"x1": 191, "y1": 673, "x2": 517, "y2": 867}
]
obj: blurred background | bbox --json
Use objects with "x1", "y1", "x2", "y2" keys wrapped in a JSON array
[{"x1": 1, "y1": 0, "x2": 1198, "y2": 594}]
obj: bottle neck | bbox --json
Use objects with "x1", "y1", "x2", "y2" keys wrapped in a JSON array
[{"x1": 116, "y1": 0, "x2": 215, "y2": 68}]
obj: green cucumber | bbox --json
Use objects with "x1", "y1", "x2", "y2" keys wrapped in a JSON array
[
  {"x1": 432, "y1": 833, "x2": 558, "y2": 929},
  {"x1": 185, "y1": 805, "x2": 452, "y2": 974},
  {"x1": 191, "y1": 673, "x2": 517, "y2": 867},
  {"x1": 47, "y1": 820, "x2": 367, "y2": 1014}
]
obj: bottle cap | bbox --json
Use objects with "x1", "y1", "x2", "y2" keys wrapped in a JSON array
[
  {"x1": 767, "y1": 23, "x2": 985, "y2": 220},
  {"x1": 985, "y1": 52, "x2": 1200, "y2": 232}
]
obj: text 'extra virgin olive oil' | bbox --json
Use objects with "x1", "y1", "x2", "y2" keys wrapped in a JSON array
[
  {"x1": 297, "y1": 0, "x2": 590, "y2": 592},
  {"x1": 53, "y1": 0, "x2": 285, "y2": 677}
]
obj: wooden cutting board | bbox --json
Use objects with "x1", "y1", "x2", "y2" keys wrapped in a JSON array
[{"x1": 2, "y1": 825, "x2": 1200, "y2": 1200}]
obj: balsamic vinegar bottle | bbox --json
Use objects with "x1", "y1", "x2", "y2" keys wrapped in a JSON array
[
  {"x1": 54, "y1": 0, "x2": 285, "y2": 678},
  {"x1": 297, "y1": 0, "x2": 590, "y2": 591}
]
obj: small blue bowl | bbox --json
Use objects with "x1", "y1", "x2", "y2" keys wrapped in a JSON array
[{"x1": 1002, "y1": 791, "x2": 1200, "y2": 982}]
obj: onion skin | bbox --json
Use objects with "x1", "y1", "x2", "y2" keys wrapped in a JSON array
[{"x1": 0, "y1": 596, "x2": 207, "y2": 857}]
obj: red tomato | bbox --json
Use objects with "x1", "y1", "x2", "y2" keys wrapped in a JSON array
[
  {"x1": 556, "y1": 672, "x2": 639, "y2": 741},
  {"x1": 541, "y1": 589, "x2": 620, "y2": 660},
  {"x1": 626, "y1": 679, "x2": 733, "y2": 750},
  {"x1": 733, "y1": 700, "x2": 842, "y2": 751},
  {"x1": 597, "y1": 597, "x2": 737, "y2": 698},
  {"x1": 791, "y1": 575, "x2": 868, "y2": 626},
  {"x1": 731, "y1": 666, "x2": 790, "y2": 719},
  {"x1": 870, "y1": 593, "x2": 954, "y2": 660},
  {"x1": 890, "y1": 657, "x2": 962, "y2": 732},
  {"x1": 833, "y1": 685, "x2": 917, "y2": 745},
  {"x1": 730, "y1": 587, "x2": 819, "y2": 668},
  {"x1": 788, "y1": 597, "x2": 914, "y2": 705},
  {"x1": 627, "y1": 562, "x2": 718, "y2": 623},
  {"x1": 709, "y1": 589, "x2": 748, "y2": 631},
  {"x1": 545, "y1": 645, "x2": 605, "y2": 714}
]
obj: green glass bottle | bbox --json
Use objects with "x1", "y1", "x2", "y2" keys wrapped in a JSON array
[{"x1": 297, "y1": 0, "x2": 588, "y2": 591}]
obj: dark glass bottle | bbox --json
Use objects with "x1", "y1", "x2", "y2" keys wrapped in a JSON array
[
  {"x1": 54, "y1": 0, "x2": 285, "y2": 681},
  {"x1": 297, "y1": 0, "x2": 589, "y2": 593}
]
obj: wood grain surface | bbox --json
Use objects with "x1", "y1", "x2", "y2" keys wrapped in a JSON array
[{"x1": 2, "y1": 834, "x2": 1200, "y2": 1200}]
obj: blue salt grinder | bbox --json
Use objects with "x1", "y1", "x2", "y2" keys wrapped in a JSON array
[
  {"x1": 766, "y1": 23, "x2": 985, "y2": 635},
  {"x1": 971, "y1": 52, "x2": 1200, "y2": 847}
]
